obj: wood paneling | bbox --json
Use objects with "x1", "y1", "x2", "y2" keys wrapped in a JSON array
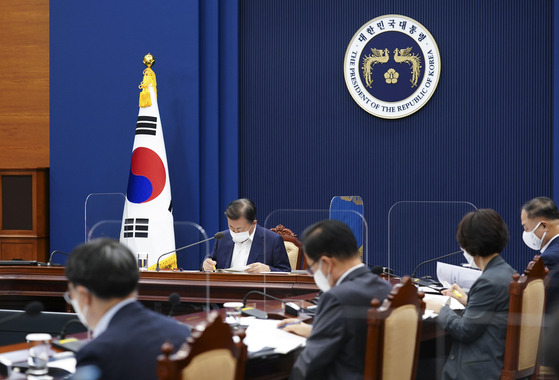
[
  {"x1": 0, "y1": 1, "x2": 49, "y2": 168},
  {"x1": 0, "y1": 169, "x2": 49, "y2": 262}
]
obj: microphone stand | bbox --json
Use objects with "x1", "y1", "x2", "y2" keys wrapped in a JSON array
[
  {"x1": 156, "y1": 232, "x2": 224, "y2": 271},
  {"x1": 410, "y1": 250, "x2": 463, "y2": 279},
  {"x1": 47, "y1": 250, "x2": 70, "y2": 266},
  {"x1": 242, "y1": 290, "x2": 301, "y2": 317}
]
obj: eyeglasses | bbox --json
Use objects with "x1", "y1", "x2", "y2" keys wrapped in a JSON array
[
  {"x1": 306, "y1": 258, "x2": 320, "y2": 275},
  {"x1": 63, "y1": 291, "x2": 72, "y2": 304}
]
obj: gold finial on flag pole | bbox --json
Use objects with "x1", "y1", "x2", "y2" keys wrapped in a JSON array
[
  {"x1": 139, "y1": 53, "x2": 157, "y2": 108},
  {"x1": 143, "y1": 53, "x2": 155, "y2": 68}
]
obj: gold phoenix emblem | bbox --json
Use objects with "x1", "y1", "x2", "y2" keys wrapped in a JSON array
[
  {"x1": 361, "y1": 48, "x2": 390, "y2": 88},
  {"x1": 361, "y1": 47, "x2": 422, "y2": 88}
]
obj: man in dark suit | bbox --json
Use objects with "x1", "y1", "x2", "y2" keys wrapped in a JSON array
[
  {"x1": 521, "y1": 197, "x2": 559, "y2": 366},
  {"x1": 521, "y1": 196, "x2": 559, "y2": 272},
  {"x1": 277, "y1": 219, "x2": 392, "y2": 380},
  {"x1": 65, "y1": 239, "x2": 190, "y2": 380},
  {"x1": 202, "y1": 198, "x2": 291, "y2": 273}
]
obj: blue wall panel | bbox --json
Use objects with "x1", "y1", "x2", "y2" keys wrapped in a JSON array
[
  {"x1": 239, "y1": 0, "x2": 553, "y2": 274},
  {"x1": 50, "y1": 0, "x2": 239, "y2": 268}
]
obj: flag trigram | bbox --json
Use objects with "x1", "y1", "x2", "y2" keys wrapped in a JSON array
[
  {"x1": 122, "y1": 218, "x2": 149, "y2": 238},
  {"x1": 136, "y1": 116, "x2": 157, "y2": 136}
]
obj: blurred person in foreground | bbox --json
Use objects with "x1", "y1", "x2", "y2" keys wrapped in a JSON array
[
  {"x1": 426, "y1": 209, "x2": 515, "y2": 380},
  {"x1": 65, "y1": 238, "x2": 190, "y2": 380},
  {"x1": 277, "y1": 219, "x2": 392, "y2": 380}
]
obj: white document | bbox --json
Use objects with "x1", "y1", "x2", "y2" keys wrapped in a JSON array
[
  {"x1": 422, "y1": 293, "x2": 465, "y2": 313},
  {"x1": 241, "y1": 317, "x2": 306, "y2": 355},
  {"x1": 216, "y1": 266, "x2": 250, "y2": 273},
  {"x1": 436, "y1": 262, "x2": 482, "y2": 292}
]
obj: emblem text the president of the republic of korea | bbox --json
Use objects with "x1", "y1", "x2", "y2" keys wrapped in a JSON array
[{"x1": 344, "y1": 15, "x2": 441, "y2": 119}]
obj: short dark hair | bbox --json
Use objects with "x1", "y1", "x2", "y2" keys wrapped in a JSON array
[
  {"x1": 65, "y1": 238, "x2": 139, "y2": 299},
  {"x1": 301, "y1": 219, "x2": 358, "y2": 261},
  {"x1": 224, "y1": 198, "x2": 256, "y2": 223},
  {"x1": 522, "y1": 197, "x2": 559, "y2": 220},
  {"x1": 456, "y1": 209, "x2": 509, "y2": 257}
]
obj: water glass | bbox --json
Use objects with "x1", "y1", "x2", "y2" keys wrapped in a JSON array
[
  {"x1": 26, "y1": 333, "x2": 51, "y2": 376},
  {"x1": 137, "y1": 252, "x2": 148, "y2": 271},
  {"x1": 223, "y1": 302, "x2": 243, "y2": 327}
]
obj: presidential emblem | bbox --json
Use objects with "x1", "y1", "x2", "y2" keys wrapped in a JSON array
[{"x1": 344, "y1": 15, "x2": 441, "y2": 119}]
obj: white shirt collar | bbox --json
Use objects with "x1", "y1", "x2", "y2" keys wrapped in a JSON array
[
  {"x1": 93, "y1": 297, "x2": 136, "y2": 338},
  {"x1": 335, "y1": 263, "x2": 365, "y2": 287}
]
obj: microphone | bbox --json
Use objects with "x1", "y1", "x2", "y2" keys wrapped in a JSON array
[
  {"x1": 168, "y1": 292, "x2": 181, "y2": 317},
  {"x1": 47, "y1": 250, "x2": 70, "y2": 266},
  {"x1": 410, "y1": 250, "x2": 463, "y2": 279},
  {"x1": 156, "y1": 232, "x2": 225, "y2": 271},
  {"x1": 242, "y1": 290, "x2": 301, "y2": 318},
  {"x1": 58, "y1": 318, "x2": 83, "y2": 340},
  {"x1": 0, "y1": 301, "x2": 44, "y2": 324}
]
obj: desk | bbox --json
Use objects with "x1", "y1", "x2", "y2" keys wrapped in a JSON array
[{"x1": 0, "y1": 267, "x2": 318, "y2": 312}]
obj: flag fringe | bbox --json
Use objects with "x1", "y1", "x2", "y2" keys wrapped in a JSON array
[{"x1": 138, "y1": 68, "x2": 157, "y2": 108}]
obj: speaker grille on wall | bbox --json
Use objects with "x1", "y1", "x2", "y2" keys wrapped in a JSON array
[{"x1": 1, "y1": 175, "x2": 33, "y2": 231}]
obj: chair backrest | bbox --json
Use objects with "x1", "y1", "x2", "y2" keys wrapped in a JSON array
[
  {"x1": 157, "y1": 312, "x2": 247, "y2": 380},
  {"x1": 500, "y1": 255, "x2": 548, "y2": 380},
  {"x1": 270, "y1": 224, "x2": 304, "y2": 270},
  {"x1": 364, "y1": 276, "x2": 425, "y2": 380}
]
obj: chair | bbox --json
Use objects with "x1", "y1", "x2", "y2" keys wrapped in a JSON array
[
  {"x1": 364, "y1": 276, "x2": 425, "y2": 380},
  {"x1": 270, "y1": 224, "x2": 304, "y2": 270},
  {"x1": 500, "y1": 255, "x2": 548, "y2": 380},
  {"x1": 157, "y1": 312, "x2": 247, "y2": 380}
]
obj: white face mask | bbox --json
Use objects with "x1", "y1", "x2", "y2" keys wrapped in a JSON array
[
  {"x1": 462, "y1": 250, "x2": 479, "y2": 270},
  {"x1": 71, "y1": 298, "x2": 89, "y2": 328},
  {"x1": 313, "y1": 261, "x2": 331, "y2": 292},
  {"x1": 522, "y1": 221, "x2": 546, "y2": 251},
  {"x1": 231, "y1": 230, "x2": 250, "y2": 244}
]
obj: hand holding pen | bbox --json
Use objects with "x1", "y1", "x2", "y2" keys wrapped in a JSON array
[
  {"x1": 441, "y1": 283, "x2": 468, "y2": 306},
  {"x1": 202, "y1": 257, "x2": 217, "y2": 272}
]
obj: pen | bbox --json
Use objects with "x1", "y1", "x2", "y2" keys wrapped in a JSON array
[
  {"x1": 452, "y1": 289, "x2": 463, "y2": 298},
  {"x1": 279, "y1": 321, "x2": 301, "y2": 329}
]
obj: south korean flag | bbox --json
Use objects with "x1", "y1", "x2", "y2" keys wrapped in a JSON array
[{"x1": 120, "y1": 69, "x2": 176, "y2": 270}]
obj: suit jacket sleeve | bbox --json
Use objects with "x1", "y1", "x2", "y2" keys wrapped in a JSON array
[
  {"x1": 437, "y1": 276, "x2": 497, "y2": 343},
  {"x1": 268, "y1": 232, "x2": 291, "y2": 272},
  {"x1": 290, "y1": 292, "x2": 346, "y2": 379}
]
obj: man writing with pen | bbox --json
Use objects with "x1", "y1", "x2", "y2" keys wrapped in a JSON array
[
  {"x1": 202, "y1": 198, "x2": 291, "y2": 273},
  {"x1": 277, "y1": 219, "x2": 392, "y2": 380}
]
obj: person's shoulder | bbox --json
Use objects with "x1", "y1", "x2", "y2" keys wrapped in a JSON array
[{"x1": 332, "y1": 268, "x2": 392, "y2": 299}]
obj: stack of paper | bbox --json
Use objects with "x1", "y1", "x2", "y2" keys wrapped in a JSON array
[
  {"x1": 436, "y1": 262, "x2": 482, "y2": 292},
  {"x1": 241, "y1": 317, "x2": 306, "y2": 356}
]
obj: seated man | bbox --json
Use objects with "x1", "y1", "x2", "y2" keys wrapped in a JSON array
[
  {"x1": 521, "y1": 196, "x2": 559, "y2": 272},
  {"x1": 202, "y1": 198, "x2": 291, "y2": 273},
  {"x1": 65, "y1": 238, "x2": 190, "y2": 380},
  {"x1": 277, "y1": 219, "x2": 392, "y2": 380}
]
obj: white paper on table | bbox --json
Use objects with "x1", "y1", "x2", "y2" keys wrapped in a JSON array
[
  {"x1": 216, "y1": 266, "x2": 250, "y2": 273},
  {"x1": 417, "y1": 286, "x2": 441, "y2": 295},
  {"x1": 422, "y1": 293, "x2": 465, "y2": 312},
  {"x1": 436, "y1": 262, "x2": 482, "y2": 292},
  {"x1": 49, "y1": 351, "x2": 76, "y2": 373},
  {"x1": 240, "y1": 317, "x2": 306, "y2": 355}
]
